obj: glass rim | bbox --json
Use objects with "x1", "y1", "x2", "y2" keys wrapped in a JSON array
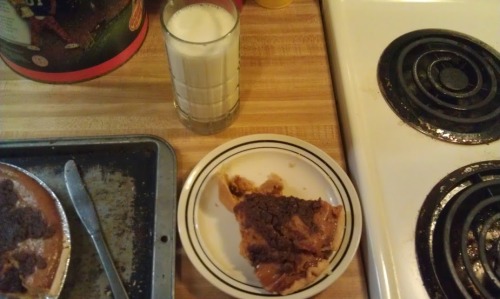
[{"x1": 160, "y1": 0, "x2": 240, "y2": 45}]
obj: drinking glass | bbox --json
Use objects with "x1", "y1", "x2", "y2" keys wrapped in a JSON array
[{"x1": 161, "y1": 0, "x2": 240, "y2": 135}]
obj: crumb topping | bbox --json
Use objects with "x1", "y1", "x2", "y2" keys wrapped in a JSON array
[
  {"x1": 234, "y1": 193, "x2": 330, "y2": 273},
  {"x1": 0, "y1": 179, "x2": 54, "y2": 294}
]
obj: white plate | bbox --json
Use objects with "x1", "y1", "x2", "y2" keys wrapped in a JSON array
[{"x1": 178, "y1": 134, "x2": 362, "y2": 298}]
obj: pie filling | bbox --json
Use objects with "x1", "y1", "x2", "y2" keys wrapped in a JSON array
[{"x1": 0, "y1": 171, "x2": 63, "y2": 298}]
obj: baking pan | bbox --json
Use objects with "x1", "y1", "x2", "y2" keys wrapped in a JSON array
[{"x1": 0, "y1": 135, "x2": 176, "y2": 299}]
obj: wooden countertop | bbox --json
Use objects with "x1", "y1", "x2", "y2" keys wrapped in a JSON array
[{"x1": 0, "y1": 0, "x2": 368, "y2": 298}]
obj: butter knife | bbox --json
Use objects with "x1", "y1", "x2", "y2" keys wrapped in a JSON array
[{"x1": 64, "y1": 160, "x2": 129, "y2": 299}]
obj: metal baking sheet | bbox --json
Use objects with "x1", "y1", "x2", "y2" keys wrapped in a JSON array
[{"x1": 0, "y1": 135, "x2": 176, "y2": 299}]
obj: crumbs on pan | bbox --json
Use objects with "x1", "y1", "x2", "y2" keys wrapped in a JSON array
[{"x1": 27, "y1": 165, "x2": 138, "y2": 299}]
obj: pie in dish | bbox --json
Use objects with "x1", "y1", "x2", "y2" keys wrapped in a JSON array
[
  {"x1": 0, "y1": 163, "x2": 66, "y2": 298},
  {"x1": 218, "y1": 171, "x2": 345, "y2": 295}
]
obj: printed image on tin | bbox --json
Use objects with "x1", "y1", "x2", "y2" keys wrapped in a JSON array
[{"x1": 0, "y1": 0, "x2": 146, "y2": 80}]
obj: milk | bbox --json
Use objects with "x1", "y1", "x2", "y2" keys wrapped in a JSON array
[{"x1": 163, "y1": 3, "x2": 240, "y2": 124}]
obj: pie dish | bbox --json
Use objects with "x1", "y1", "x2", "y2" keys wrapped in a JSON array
[
  {"x1": 177, "y1": 134, "x2": 362, "y2": 298},
  {"x1": 0, "y1": 162, "x2": 70, "y2": 299}
]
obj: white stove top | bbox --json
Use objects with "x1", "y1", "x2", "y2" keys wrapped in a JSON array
[{"x1": 321, "y1": 0, "x2": 500, "y2": 298}]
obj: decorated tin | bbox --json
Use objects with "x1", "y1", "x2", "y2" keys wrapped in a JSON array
[{"x1": 0, "y1": 0, "x2": 147, "y2": 83}]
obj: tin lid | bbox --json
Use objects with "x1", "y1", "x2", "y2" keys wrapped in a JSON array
[{"x1": 255, "y1": 0, "x2": 292, "y2": 9}]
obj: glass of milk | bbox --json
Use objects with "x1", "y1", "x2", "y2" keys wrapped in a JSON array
[{"x1": 161, "y1": 0, "x2": 240, "y2": 135}]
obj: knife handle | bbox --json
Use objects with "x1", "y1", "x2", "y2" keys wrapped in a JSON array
[{"x1": 91, "y1": 232, "x2": 130, "y2": 299}]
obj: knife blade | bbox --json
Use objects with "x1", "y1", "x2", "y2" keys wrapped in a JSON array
[{"x1": 64, "y1": 160, "x2": 129, "y2": 299}]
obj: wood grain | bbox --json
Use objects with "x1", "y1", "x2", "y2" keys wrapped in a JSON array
[{"x1": 0, "y1": 0, "x2": 369, "y2": 298}]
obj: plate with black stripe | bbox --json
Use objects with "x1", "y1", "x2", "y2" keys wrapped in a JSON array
[{"x1": 177, "y1": 134, "x2": 362, "y2": 298}]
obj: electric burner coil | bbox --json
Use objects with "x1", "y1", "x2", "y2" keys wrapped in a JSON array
[
  {"x1": 416, "y1": 161, "x2": 500, "y2": 298},
  {"x1": 378, "y1": 29, "x2": 500, "y2": 144}
]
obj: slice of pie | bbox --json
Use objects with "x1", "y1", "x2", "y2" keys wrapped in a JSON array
[
  {"x1": 0, "y1": 163, "x2": 65, "y2": 298},
  {"x1": 218, "y1": 172, "x2": 345, "y2": 295}
]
